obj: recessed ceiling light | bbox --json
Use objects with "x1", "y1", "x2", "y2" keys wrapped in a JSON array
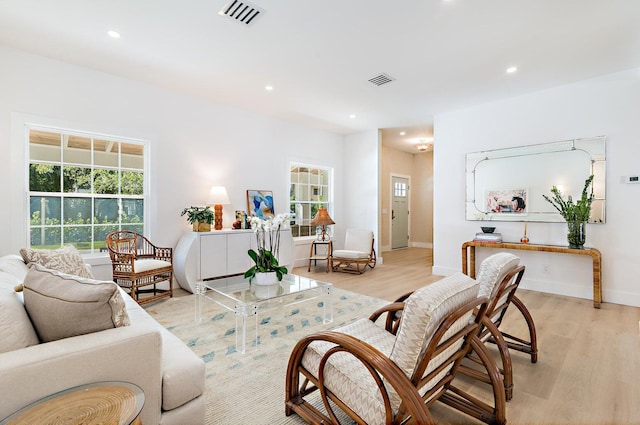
[
  {"x1": 349, "y1": 114, "x2": 356, "y2": 119},
  {"x1": 506, "y1": 66, "x2": 518, "y2": 74},
  {"x1": 265, "y1": 85, "x2": 273, "y2": 91},
  {"x1": 400, "y1": 131, "x2": 406, "y2": 136},
  {"x1": 107, "y1": 30, "x2": 121, "y2": 39}
]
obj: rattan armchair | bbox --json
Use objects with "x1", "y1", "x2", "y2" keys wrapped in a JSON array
[
  {"x1": 391, "y1": 253, "x2": 537, "y2": 402},
  {"x1": 285, "y1": 273, "x2": 507, "y2": 425},
  {"x1": 106, "y1": 230, "x2": 173, "y2": 305},
  {"x1": 459, "y1": 252, "x2": 537, "y2": 401},
  {"x1": 330, "y1": 228, "x2": 376, "y2": 274}
]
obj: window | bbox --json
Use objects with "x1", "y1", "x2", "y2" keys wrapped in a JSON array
[
  {"x1": 27, "y1": 126, "x2": 147, "y2": 253},
  {"x1": 394, "y1": 181, "x2": 407, "y2": 197},
  {"x1": 289, "y1": 164, "x2": 332, "y2": 238}
]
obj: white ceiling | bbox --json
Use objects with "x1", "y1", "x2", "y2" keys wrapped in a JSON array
[{"x1": 1, "y1": 1, "x2": 639, "y2": 153}]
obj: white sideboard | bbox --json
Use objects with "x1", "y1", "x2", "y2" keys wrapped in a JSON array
[{"x1": 174, "y1": 228, "x2": 293, "y2": 293}]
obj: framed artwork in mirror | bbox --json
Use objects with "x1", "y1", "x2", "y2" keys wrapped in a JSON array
[{"x1": 485, "y1": 188, "x2": 528, "y2": 215}]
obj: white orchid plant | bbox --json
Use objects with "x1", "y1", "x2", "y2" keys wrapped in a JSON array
[{"x1": 244, "y1": 213, "x2": 291, "y2": 283}]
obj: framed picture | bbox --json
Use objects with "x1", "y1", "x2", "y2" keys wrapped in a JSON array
[
  {"x1": 246, "y1": 190, "x2": 275, "y2": 218},
  {"x1": 485, "y1": 188, "x2": 528, "y2": 215}
]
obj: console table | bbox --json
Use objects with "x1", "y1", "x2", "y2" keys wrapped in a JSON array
[{"x1": 461, "y1": 241, "x2": 602, "y2": 308}]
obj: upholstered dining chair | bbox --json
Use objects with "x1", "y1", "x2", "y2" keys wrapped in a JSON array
[
  {"x1": 105, "y1": 230, "x2": 173, "y2": 305},
  {"x1": 285, "y1": 273, "x2": 507, "y2": 425},
  {"x1": 330, "y1": 228, "x2": 376, "y2": 274}
]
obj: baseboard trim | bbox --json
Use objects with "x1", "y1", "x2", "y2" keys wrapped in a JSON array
[
  {"x1": 431, "y1": 266, "x2": 456, "y2": 276},
  {"x1": 380, "y1": 243, "x2": 433, "y2": 252},
  {"x1": 432, "y1": 266, "x2": 640, "y2": 308},
  {"x1": 411, "y1": 242, "x2": 433, "y2": 249}
]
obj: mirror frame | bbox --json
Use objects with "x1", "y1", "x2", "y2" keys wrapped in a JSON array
[{"x1": 465, "y1": 136, "x2": 606, "y2": 223}]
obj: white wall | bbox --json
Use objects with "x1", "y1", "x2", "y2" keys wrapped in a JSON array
[
  {"x1": 411, "y1": 151, "x2": 433, "y2": 249},
  {"x1": 433, "y1": 67, "x2": 640, "y2": 307},
  {"x1": 339, "y1": 130, "x2": 379, "y2": 254},
  {"x1": 0, "y1": 46, "x2": 346, "y2": 279}
]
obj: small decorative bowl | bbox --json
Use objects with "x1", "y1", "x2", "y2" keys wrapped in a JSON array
[{"x1": 481, "y1": 227, "x2": 496, "y2": 233}]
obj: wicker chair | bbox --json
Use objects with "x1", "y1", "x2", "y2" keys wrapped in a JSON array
[
  {"x1": 285, "y1": 273, "x2": 506, "y2": 425},
  {"x1": 459, "y1": 252, "x2": 536, "y2": 401},
  {"x1": 105, "y1": 231, "x2": 173, "y2": 305},
  {"x1": 330, "y1": 228, "x2": 376, "y2": 274}
]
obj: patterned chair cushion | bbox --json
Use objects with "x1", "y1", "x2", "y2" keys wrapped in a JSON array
[
  {"x1": 476, "y1": 253, "x2": 520, "y2": 300},
  {"x1": 388, "y1": 273, "x2": 478, "y2": 406},
  {"x1": 300, "y1": 274, "x2": 479, "y2": 424},
  {"x1": 301, "y1": 318, "x2": 396, "y2": 425}
]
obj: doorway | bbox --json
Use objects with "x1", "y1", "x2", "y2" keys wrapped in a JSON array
[{"x1": 391, "y1": 175, "x2": 409, "y2": 249}]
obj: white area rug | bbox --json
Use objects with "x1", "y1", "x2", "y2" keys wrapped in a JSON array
[{"x1": 146, "y1": 287, "x2": 388, "y2": 424}]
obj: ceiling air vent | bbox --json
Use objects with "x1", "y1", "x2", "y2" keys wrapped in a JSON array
[
  {"x1": 219, "y1": 1, "x2": 264, "y2": 26},
  {"x1": 368, "y1": 73, "x2": 396, "y2": 86}
]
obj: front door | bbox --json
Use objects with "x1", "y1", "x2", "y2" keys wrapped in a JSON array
[{"x1": 392, "y1": 176, "x2": 409, "y2": 249}]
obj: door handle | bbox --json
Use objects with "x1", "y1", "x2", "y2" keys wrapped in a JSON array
[{"x1": 392, "y1": 210, "x2": 395, "y2": 220}]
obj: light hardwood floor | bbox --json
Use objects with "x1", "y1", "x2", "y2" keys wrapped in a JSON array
[{"x1": 293, "y1": 247, "x2": 640, "y2": 425}]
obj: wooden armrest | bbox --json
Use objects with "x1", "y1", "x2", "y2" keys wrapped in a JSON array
[
  {"x1": 393, "y1": 291, "x2": 414, "y2": 303},
  {"x1": 111, "y1": 251, "x2": 135, "y2": 265},
  {"x1": 369, "y1": 302, "x2": 405, "y2": 334},
  {"x1": 152, "y1": 246, "x2": 173, "y2": 261},
  {"x1": 290, "y1": 331, "x2": 436, "y2": 425},
  {"x1": 369, "y1": 302, "x2": 405, "y2": 322}
]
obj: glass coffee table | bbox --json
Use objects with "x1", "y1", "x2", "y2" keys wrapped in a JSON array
[{"x1": 195, "y1": 273, "x2": 333, "y2": 354}]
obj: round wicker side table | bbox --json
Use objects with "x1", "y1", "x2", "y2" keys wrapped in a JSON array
[{"x1": 0, "y1": 381, "x2": 144, "y2": 425}]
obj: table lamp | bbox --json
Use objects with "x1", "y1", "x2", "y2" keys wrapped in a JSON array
[
  {"x1": 310, "y1": 208, "x2": 335, "y2": 241},
  {"x1": 208, "y1": 186, "x2": 231, "y2": 230}
]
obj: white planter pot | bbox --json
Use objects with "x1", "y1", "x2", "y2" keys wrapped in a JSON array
[{"x1": 254, "y1": 272, "x2": 279, "y2": 286}]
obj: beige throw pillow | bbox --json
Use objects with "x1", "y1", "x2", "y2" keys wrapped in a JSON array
[
  {"x1": 20, "y1": 245, "x2": 94, "y2": 279},
  {"x1": 0, "y1": 290, "x2": 39, "y2": 353},
  {"x1": 23, "y1": 264, "x2": 130, "y2": 343}
]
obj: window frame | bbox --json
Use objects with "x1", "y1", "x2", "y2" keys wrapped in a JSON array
[
  {"x1": 289, "y1": 162, "x2": 333, "y2": 240},
  {"x1": 25, "y1": 124, "x2": 150, "y2": 254}
]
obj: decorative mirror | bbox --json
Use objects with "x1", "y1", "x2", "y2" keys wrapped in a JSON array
[{"x1": 465, "y1": 136, "x2": 606, "y2": 223}]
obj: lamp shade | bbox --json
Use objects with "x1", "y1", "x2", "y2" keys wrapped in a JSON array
[
  {"x1": 310, "y1": 208, "x2": 335, "y2": 226},
  {"x1": 208, "y1": 186, "x2": 230, "y2": 205}
]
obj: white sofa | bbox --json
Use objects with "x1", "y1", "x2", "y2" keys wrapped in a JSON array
[{"x1": 0, "y1": 254, "x2": 205, "y2": 425}]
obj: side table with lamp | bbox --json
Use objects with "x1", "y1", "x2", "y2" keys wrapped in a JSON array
[{"x1": 307, "y1": 208, "x2": 335, "y2": 272}]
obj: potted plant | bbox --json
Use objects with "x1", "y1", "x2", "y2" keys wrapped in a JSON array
[
  {"x1": 244, "y1": 214, "x2": 290, "y2": 284},
  {"x1": 542, "y1": 175, "x2": 594, "y2": 249},
  {"x1": 180, "y1": 206, "x2": 215, "y2": 232}
]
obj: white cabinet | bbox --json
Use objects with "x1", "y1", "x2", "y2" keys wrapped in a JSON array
[
  {"x1": 174, "y1": 228, "x2": 293, "y2": 293},
  {"x1": 199, "y1": 233, "x2": 229, "y2": 279},
  {"x1": 225, "y1": 231, "x2": 252, "y2": 275}
]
